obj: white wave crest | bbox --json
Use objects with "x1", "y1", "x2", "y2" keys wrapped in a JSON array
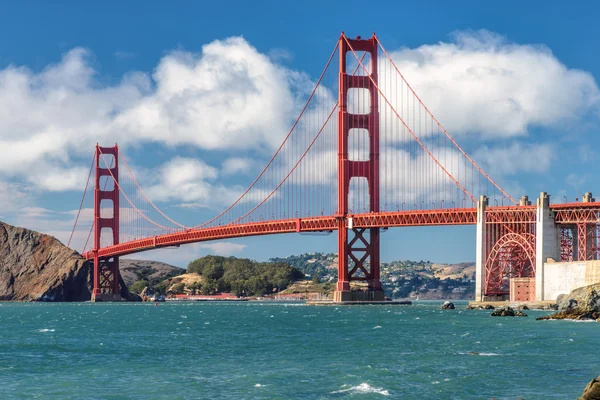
[
  {"x1": 38, "y1": 329, "x2": 55, "y2": 333},
  {"x1": 460, "y1": 351, "x2": 501, "y2": 356},
  {"x1": 332, "y1": 383, "x2": 390, "y2": 396}
]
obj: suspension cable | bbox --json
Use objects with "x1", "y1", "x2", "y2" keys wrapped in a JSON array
[{"x1": 67, "y1": 153, "x2": 95, "y2": 249}]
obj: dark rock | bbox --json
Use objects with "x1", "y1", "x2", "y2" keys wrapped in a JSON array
[
  {"x1": 441, "y1": 301, "x2": 455, "y2": 310},
  {"x1": 0, "y1": 221, "x2": 138, "y2": 302},
  {"x1": 568, "y1": 299, "x2": 579, "y2": 310},
  {"x1": 466, "y1": 304, "x2": 495, "y2": 310},
  {"x1": 514, "y1": 310, "x2": 528, "y2": 317},
  {"x1": 538, "y1": 284, "x2": 600, "y2": 321},
  {"x1": 491, "y1": 306, "x2": 516, "y2": 317},
  {"x1": 579, "y1": 376, "x2": 600, "y2": 400},
  {"x1": 517, "y1": 305, "x2": 529, "y2": 310}
]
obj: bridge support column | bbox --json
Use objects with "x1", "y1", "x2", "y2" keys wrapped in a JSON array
[
  {"x1": 535, "y1": 192, "x2": 560, "y2": 301},
  {"x1": 92, "y1": 144, "x2": 122, "y2": 302},
  {"x1": 333, "y1": 33, "x2": 384, "y2": 302},
  {"x1": 475, "y1": 195, "x2": 488, "y2": 301}
]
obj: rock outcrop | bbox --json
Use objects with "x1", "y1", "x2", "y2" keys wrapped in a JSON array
[
  {"x1": 441, "y1": 301, "x2": 455, "y2": 309},
  {"x1": 579, "y1": 376, "x2": 600, "y2": 400},
  {"x1": 537, "y1": 283, "x2": 600, "y2": 322},
  {"x1": 0, "y1": 221, "x2": 138, "y2": 301},
  {"x1": 466, "y1": 304, "x2": 495, "y2": 310},
  {"x1": 490, "y1": 306, "x2": 527, "y2": 317}
]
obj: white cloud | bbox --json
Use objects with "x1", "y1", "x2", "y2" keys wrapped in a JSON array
[
  {"x1": 145, "y1": 157, "x2": 243, "y2": 208},
  {"x1": 2, "y1": 30, "x2": 598, "y2": 243},
  {"x1": 197, "y1": 242, "x2": 246, "y2": 255},
  {"x1": 0, "y1": 37, "x2": 306, "y2": 191},
  {"x1": 386, "y1": 30, "x2": 600, "y2": 139},
  {"x1": 472, "y1": 142, "x2": 553, "y2": 177},
  {"x1": 0, "y1": 181, "x2": 34, "y2": 218},
  {"x1": 221, "y1": 157, "x2": 256, "y2": 176}
]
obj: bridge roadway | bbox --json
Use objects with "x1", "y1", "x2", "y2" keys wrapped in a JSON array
[{"x1": 83, "y1": 201, "x2": 600, "y2": 260}]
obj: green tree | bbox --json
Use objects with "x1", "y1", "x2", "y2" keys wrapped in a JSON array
[
  {"x1": 200, "y1": 279, "x2": 217, "y2": 295},
  {"x1": 154, "y1": 281, "x2": 168, "y2": 295},
  {"x1": 203, "y1": 264, "x2": 225, "y2": 280},
  {"x1": 172, "y1": 283, "x2": 185, "y2": 294},
  {"x1": 129, "y1": 280, "x2": 148, "y2": 294},
  {"x1": 312, "y1": 274, "x2": 321, "y2": 284}
]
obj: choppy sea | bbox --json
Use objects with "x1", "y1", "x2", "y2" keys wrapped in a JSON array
[{"x1": 0, "y1": 301, "x2": 598, "y2": 399}]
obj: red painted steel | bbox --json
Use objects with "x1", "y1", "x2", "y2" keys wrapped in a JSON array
[
  {"x1": 351, "y1": 209, "x2": 477, "y2": 227},
  {"x1": 83, "y1": 217, "x2": 338, "y2": 259},
  {"x1": 553, "y1": 204, "x2": 600, "y2": 261},
  {"x1": 483, "y1": 208, "x2": 536, "y2": 296},
  {"x1": 560, "y1": 227, "x2": 574, "y2": 262},
  {"x1": 336, "y1": 33, "x2": 382, "y2": 292},
  {"x1": 485, "y1": 233, "x2": 536, "y2": 296},
  {"x1": 92, "y1": 144, "x2": 121, "y2": 299}
]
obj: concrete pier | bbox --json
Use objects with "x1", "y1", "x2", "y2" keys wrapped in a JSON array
[{"x1": 475, "y1": 195, "x2": 488, "y2": 301}]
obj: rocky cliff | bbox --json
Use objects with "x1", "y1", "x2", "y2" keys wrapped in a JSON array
[
  {"x1": 0, "y1": 221, "x2": 137, "y2": 301},
  {"x1": 579, "y1": 376, "x2": 600, "y2": 400},
  {"x1": 536, "y1": 283, "x2": 600, "y2": 322}
]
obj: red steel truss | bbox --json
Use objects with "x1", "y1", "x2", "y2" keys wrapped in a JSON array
[
  {"x1": 553, "y1": 203, "x2": 600, "y2": 261},
  {"x1": 485, "y1": 233, "x2": 536, "y2": 296},
  {"x1": 336, "y1": 34, "x2": 382, "y2": 294},
  {"x1": 92, "y1": 144, "x2": 121, "y2": 301},
  {"x1": 82, "y1": 209, "x2": 480, "y2": 260},
  {"x1": 560, "y1": 227, "x2": 574, "y2": 262},
  {"x1": 483, "y1": 207, "x2": 536, "y2": 296}
]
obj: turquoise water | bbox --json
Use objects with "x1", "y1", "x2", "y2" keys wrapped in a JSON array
[{"x1": 0, "y1": 301, "x2": 598, "y2": 399}]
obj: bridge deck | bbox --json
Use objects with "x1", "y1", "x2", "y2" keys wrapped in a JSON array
[{"x1": 84, "y1": 202, "x2": 600, "y2": 260}]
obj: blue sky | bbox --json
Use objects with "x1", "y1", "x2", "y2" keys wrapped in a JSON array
[{"x1": 0, "y1": 1, "x2": 599, "y2": 267}]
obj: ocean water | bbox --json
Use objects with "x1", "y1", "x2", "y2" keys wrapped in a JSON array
[{"x1": 0, "y1": 301, "x2": 597, "y2": 399}]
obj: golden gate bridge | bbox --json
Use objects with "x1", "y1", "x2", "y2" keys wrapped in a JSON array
[{"x1": 68, "y1": 33, "x2": 600, "y2": 302}]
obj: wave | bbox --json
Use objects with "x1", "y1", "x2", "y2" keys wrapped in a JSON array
[
  {"x1": 38, "y1": 329, "x2": 55, "y2": 333},
  {"x1": 332, "y1": 383, "x2": 390, "y2": 396},
  {"x1": 459, "y1": 351, "x2": 502, "y2": 356}
]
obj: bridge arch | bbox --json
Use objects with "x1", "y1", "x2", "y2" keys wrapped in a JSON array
[{"x1": 484, "y1": 233, "x2": 536, "y2": 296}]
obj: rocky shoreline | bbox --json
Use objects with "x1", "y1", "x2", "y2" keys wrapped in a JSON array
[
  {"x1": 536, "y1": 283, "x2": 600, "y2": 322},
  {"x1": 0, "y1": 221, "x2": 138, "y2": 302},
  {"x1": 579, "y1": 376, "x2": 600, "y2": 399}
]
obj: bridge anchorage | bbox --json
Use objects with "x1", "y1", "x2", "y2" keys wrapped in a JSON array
[{"x1": 72, "y1": 32, "x2": 600, "y2": 303}]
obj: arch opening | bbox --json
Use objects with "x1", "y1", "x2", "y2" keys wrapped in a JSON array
[{"x1": 485, "y1": 233, "x2": 535, "y2": 297}]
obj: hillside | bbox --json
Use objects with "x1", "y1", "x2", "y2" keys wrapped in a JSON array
[
  {"x1": 119, "y1": 259, "x2": 184, "y2": 287},
  {"x1": 0, "y1": 221, "x2": 138, "y2": 301},
  {"x1": 142, "y1": 255, "x2": 305, "y2": 297},
  {"x1": 270, "y1": 253, "x2": 476, "y2": 300}
]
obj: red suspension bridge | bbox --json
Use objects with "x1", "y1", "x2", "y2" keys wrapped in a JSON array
[{"x1": 69, "y1": 33, "x2": 600, "y2": 302}]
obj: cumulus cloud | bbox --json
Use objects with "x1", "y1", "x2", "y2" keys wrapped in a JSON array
[
  {"x1": 387, "y1": 30, "x2": 600, "y2": 139},
  {"x1": 221, "y1": 157, "x2": 257, "y2": 176},
  {"x1": 1, "y1": 30, "x2": 598, "y2": 234},
  {"x1": 0, "y1": 37, "x2": 306, "y2": 191},
  {"x1": 472, "y1": 142, "x2": 553, "y2": 177},
  {"x1": 0, "y1": 181, "x2": 33, "y2": 217},
  {"x1": 144, "y1": 157, "x2": 241, "y2": 208}
]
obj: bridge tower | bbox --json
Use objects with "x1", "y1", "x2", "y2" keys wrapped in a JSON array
[
  {"x1": 92, "y1": 144, "x2": 122, "y2": 302},
  {"x1": 335, "y1": 34, "x2": 384, "y2": 302}
]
